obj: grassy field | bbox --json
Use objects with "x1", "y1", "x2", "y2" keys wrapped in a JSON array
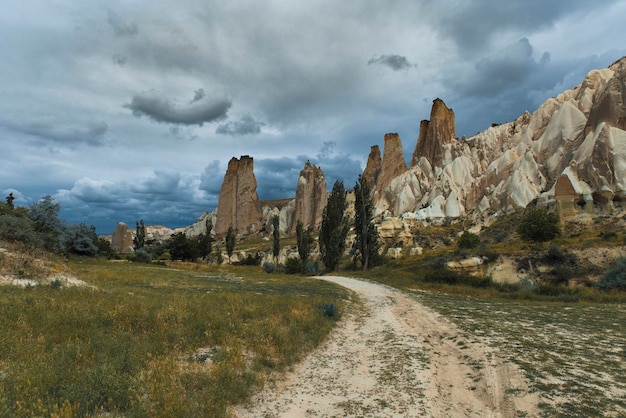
[
  {"x1": 414, "y1": 291, "x2": 626, "y2": 416},
  {"x1": 0, "y1": 259, "x2": 349, "y2": 417}
]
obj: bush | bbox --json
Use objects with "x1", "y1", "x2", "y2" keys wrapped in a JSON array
[
  {"x1": 517, "y1": 207, "x2": 560, "y2": 242},
  {"x1": 0, "y1": 215, "x2": 44, "y2": 248},
  {"x1": 597, "y1": 257, "x2": 626, "y2": 291},
  {"x1": 544, "y1": 244, "x2": 577, "y2": 265},
  {"x1": 263, "y1": 262, "x2": 276, "y2": 273},
  {"x1": 131, "y1": 248, "x2": 153, "y2": 263},
  {"x1": 318, "y1": 302, "x2": 338, "y2": 318},
  {"x1": 304, "y1": 261, "x2": 323, "y2": 276},
  {"x1": 235, "y1": 252, "x2": 263, "y2": 266},
  {"x1": 458, "y1": 231, "x2": 480, "y2": 249},
  {"x1": 285, "y1": 257, "x2": 303, "y2": 274}
]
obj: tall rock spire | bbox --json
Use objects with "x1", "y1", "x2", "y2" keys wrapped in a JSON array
[
  {"x1": 376, "y1": 133, "x2": 408, "y2": 193},
  {"x1": 411, "y1": 98, "x2": 456, "y2": 167},
  {"x1": 215, "y1": 156, "x2": 263, "y2": 237},
  {"x1": 290, "y1": 160, "x2": 327, "y2": 233}
]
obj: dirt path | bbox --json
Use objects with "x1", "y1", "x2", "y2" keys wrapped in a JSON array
[{"x1": 234, "y1": 276, "x2": 539, "y2": 417}]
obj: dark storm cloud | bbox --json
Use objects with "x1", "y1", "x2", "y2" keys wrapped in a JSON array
[
  {"x1": 1, "y1": 116, "x2": 108, "y2": 146},
  {"x1": 59, "y1": 171, "x2": 209, "y2": 233},
  {"x1": 368, "y1": 54, "x2": 416, "y2": 71},
  {"x1": 433, "y1": 0, "x2": 621, "y2": 55},
  {"x1": 453, "y1": 38, "x2": 549, "y2": 98},
  {"x1": 199, "y1": 160, "x2": 222, "y2": 195},
  {"x1": 106, "y1": 9, "x2": 138, "y2": 37},
  {"x1": 216, "y1": 115, "x2": 266, "y2": 136},
  {"x1": 124, "y1": 90, "x2": 232, "y2": 125}
]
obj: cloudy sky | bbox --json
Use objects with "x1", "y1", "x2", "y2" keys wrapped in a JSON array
[{"x1": 2, "y1": 1, "x2": 625, "y2": 233}]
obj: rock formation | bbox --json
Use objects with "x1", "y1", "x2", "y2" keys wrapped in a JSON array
[
  {"x1": 411, "y1": 98, "x2": 457, "y2": 167},
  {"x1": 376, "y1": 133, "x2": 408, "y2": 194},
  {"x1": 373, "y1": 57, "x2": 626, "y2": 221},
  {"x1": 215, "y1": 156, "x2": 263, "y2": 237},
  {"x1": 111, "y1": 222, "x2": 134, "y2": 253},
  {"x1": 290, "y1": 161, "x2": 327, "y2": 233},
  {"x1": 362, "y1": 145, "x2": 382, "y2": 187}
]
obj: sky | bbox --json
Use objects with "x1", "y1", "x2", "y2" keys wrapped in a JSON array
[{"x1": 2, "y1": 1, "x2": 626, "y2": 234}]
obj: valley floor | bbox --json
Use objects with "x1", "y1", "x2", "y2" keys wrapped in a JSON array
[{"x1": 233, "y1": 276, "x2": 539, "y2": 417}]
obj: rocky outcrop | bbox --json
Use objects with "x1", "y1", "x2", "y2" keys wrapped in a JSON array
[
  {"x1": 374, "y1": 57, "x2": 626, "y2": 222},
  {"x1": 111, "y1": 222, "x2": 134, "y2": 253},
  {"x1": 377, "y1": 133, "x2": 408, "y2": 194},
  {"x1": 290, "y1": 161, "x2": 327, "y2": 233},
  {"x1": 215, "y1": 156, "x2": 263, "y2": 237},
  {"x1": 411, "y1": 98, "x2": 456, "y2": 167},
  {"x1": 362, "y1": 145, "x2": 382, "y2": 187}
]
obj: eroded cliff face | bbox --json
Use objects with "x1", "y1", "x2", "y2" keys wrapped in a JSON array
[
  {"x1": 290, "y1": 161, "x2": 327, "y2": 233},
  {"x1": 373, "y1": 57, "x2": 626, "y2": 221},
  {"x1": 215, "y1": 156, "x2": 263, "y2": 237}
]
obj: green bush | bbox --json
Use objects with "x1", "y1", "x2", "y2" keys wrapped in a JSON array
[
  {"x1": 235, "y1": 252, "x2": 263, "y2": 266},
  {"x1": 285, "y1": 257, "x2": 303, "y2": 274},
  {"x1": 597, "y1": 257, "x2": 626, "y2": 291},
  {"x1": 517, "y1": 207, "x2": 560, "y2": 242},
  {"x1": 263, "y1": 262, "x2": 276, "y2": 273},
  {"x1": 304, "y1": 261, "x2": 323, "y2": 276},
  {"x1": 458, "y1": 231, "x2": 480, "y2": 249}
]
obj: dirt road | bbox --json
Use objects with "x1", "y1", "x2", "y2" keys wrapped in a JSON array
[{"x1": 234, "y1": 276, "x2": 539, "y2": 417}]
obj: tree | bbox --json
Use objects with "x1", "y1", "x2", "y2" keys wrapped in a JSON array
[
  {"x1": 197, "y1": 219, "x2": 214, "y2": 260},
  {"x1": 168, "y1": 232, "x2": 199, "y2": 261},
  {"x1": 319, "y1": 180, "x2": 348, "y2": 271},
  {"x1": 61, "y1": 223, "x2": 99, "y2": 256},
  {"x1": 133, "y1": 219, "x2": 146, "y2": 250},
  {"x1": 517, "y1": 207, "x2": 560, "y2": 242},
  {"x1": 225, "y1": 226, "x2": 236, "y2": 263},
  {"x1": 272, "y1": 215, "x2": 280, "y2": 265},
  {"x1": 27, "y1": 195, "x2": 64, "y2": 252},
  {"x1": 352, "y1": 175, "x2": 380, "y2": 270},
  {"x1": 296, "y1": 220, "x2": 313, "y2": 263},
  {"x1": 6, "y1": 192, "x2": 15, "y2": 210}
]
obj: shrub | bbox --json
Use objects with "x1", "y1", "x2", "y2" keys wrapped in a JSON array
[
  {"x1": 235, "y1": 252, "x2": 263, "y2": 266},
  {"x1": 263, "y1": 262, "x2": 276, "y2": 273},
  {"x1": 458, "y1": 231, "x2": 480, "y2": 249},
  {"x1": 131, "y1": 248, "x2": 153, "y2": 263},
  {"x1": 517, "y1": 207, "x2": 560, "y2": 242},
  {"x1": 0, "y1": 215, "x2": 43, "y2": 248},
  {"x1": 304, "y1": 261, "x2": 323, "y2": 276},
  {"x1": 544, "y1": 244, "x2": 577, "y2": 264},
  {"x1": 318, "y1": 302, "x2": 338, "y2": 318},
  {"x1": 599, "y1": 231, "x2": 618, "y2": 241},
  {"x1": 285, "y1": 257, "x2": 303, "y2": 274},
  {"x1": 597, "y1": 257, "x2": 626, "y2": 291}
]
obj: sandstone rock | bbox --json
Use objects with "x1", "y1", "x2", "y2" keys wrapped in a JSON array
[
  {"x1": 290, "y1": 161, "x2": 327, "y2": 233},
  {"x1": 376, "y1": 133, "x2": 408, "y2": 194},
  {"x1": 362, "y1": 145, "x2": 382, "y2": 187},
  {"x1": 411, "y1": 98, "x2": 456, "y2": 167},
  {"x1": 215, "y1": 156, "x2": 263, "y2": 237},
  {"x1": 111, "y1": 222, "x2": 134, "y2": 253}
]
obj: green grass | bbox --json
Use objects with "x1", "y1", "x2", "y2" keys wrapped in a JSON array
[{"x1": 0, "y1": 259, "x2": 349, "y2": 417}]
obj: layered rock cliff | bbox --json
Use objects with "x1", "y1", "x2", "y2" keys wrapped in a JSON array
[
  {"x1": 215, "y1": 156, "x2": 263, "y2": 237},
  {"x1": 373, "y1": 57, "x2": 626, "y2": 221}
]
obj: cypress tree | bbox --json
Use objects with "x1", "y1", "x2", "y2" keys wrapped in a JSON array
[{"x1": 319, "y1": 180, "x2": 348, "y2": 271}]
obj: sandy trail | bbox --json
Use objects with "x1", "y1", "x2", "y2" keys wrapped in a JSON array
[{"x1": 234, "y1": 276, "x2": 538, "y2": 417}]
